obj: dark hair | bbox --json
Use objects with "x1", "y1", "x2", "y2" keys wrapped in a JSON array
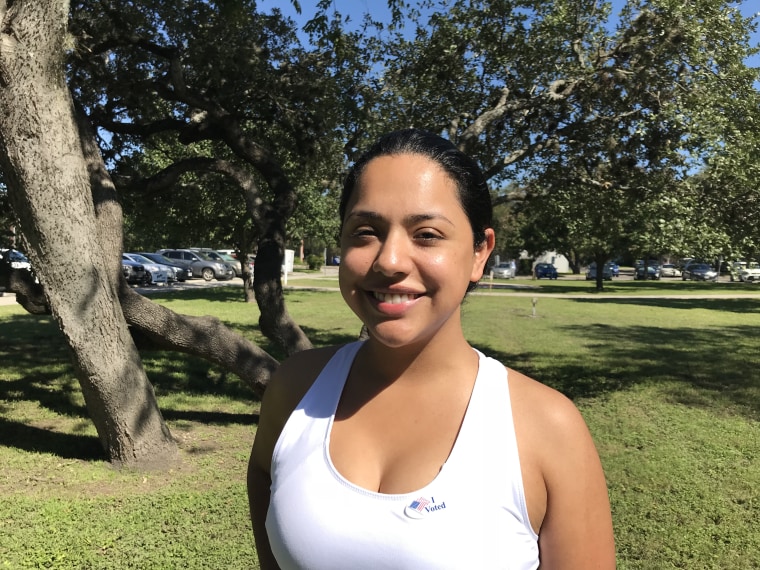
[
  {"x1": 341, "y1": 129, "x2": 493, "y2": 245},
  {"x1": 340, "y1": 128, "x2": 493, "y2": 292}
]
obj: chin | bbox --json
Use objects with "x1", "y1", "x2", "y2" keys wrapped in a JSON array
[{"x1": 363, "y1": 322, "x2": 432, "y2": 350}]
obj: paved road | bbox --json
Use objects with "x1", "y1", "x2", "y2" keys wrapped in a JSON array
[{"x1": 4, "y1": 267, "x2": 760, "y2": 306}]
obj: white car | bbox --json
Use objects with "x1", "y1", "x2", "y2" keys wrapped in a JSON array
[
  {"x1": 123, "y1": 253, "x2": 170, "y2": 285},
  {"x1": 659, "y1": 263, "x2": 681, "y2": 278},
  {"x1": 739, "y1": 262, "x2": 760, "y2": 283}
]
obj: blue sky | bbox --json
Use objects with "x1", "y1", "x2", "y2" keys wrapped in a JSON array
[{"x1": 259, "y1": 0, "x2": 759, "y2": 67}]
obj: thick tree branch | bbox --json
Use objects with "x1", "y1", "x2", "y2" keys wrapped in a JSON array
[{"x1": 118, "y1": 282, "x2": 277, "y2": 397}]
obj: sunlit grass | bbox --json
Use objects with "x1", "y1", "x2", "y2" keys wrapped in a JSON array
[{"x1": 1, "y1": 287, "x2": 759, "y2": 568}]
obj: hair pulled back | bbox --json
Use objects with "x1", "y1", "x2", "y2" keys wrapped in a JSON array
[{"x1": 340, "y1": 129, "x2": 493, "y2": 250}]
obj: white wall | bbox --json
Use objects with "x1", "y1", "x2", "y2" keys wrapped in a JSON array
[{"x1": 520, "y1": 251, "x2": 571, "y2": 273}]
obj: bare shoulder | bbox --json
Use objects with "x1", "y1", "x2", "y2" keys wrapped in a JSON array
[
  {"x1": 506, "y1": 367, "x2": 590, "y2": 444},
  {"x1": 506, "y1": 367, "x2": 616, "y2": 569},
  {"x1": 251, "y1": 345, "x2": 343, "y2": 473},
  {"x1": 267, "y1": 345, "x2": 343, "y2": 409},
  {"x1": 506, "y1": 366, "x2": 604, "y2": 484}
]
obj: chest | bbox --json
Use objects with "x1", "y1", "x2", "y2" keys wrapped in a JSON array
[
  {"x1": 267, "y1": 365, "x2": 539, "y2": 569},
  {"x1": 329, "y1": 375, "x2": 475, "y2": 494}
]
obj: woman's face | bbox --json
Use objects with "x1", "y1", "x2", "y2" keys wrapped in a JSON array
[{"x1": 339, "y1": 153, "x2": 494, "y2": 349}]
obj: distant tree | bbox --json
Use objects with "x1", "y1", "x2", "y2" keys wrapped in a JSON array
[
  {"x1": 2, "y1": 0, "x2": 759, "y2": 464},
  {"x1": 362, "y1": 0, "x2": 760, "y2": 290}
]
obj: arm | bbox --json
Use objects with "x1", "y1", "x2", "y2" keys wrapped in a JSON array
[
  {"x1": 535, "y1": 394, "x2": 616, "y2": 569},
  {"x1": 508, "y1": 369, "x2": 615, "y2": 569},
  {"x1": 247, "y1": 375, "x2": 285, "y2": 570},
  {"x1": 248, "y1": 452, "x2": 280, "y2": 569},
  {"x1": 247, "y1": 346, "x2": 341, "y2": 570}
]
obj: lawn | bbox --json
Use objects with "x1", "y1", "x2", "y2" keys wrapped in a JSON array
[{"x1": 1, "y1": 286, "x2": 759, "y2": 568}]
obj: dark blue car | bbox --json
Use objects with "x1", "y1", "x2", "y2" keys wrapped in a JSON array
[{"x1": 535, "y1": 263, "x2": 558, "y2": 279}]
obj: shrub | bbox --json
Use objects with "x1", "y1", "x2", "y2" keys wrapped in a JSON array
[{"x1": 306, "y1": 254, "x2": 323, "y2": 270}]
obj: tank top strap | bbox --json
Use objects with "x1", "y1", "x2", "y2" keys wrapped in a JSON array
[{"x1": 294, "y1": 340, "x2": 364, "y2": 417}]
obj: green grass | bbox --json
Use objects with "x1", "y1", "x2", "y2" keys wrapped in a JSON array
[
  {"x1": 1, "y1": 287, "x2": 759, "y2": 568},
  {"x1": 287, "y1": 273, "x2": 760, "y2": 297}
]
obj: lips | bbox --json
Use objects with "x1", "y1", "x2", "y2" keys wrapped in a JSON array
[{"x1": 372, "y1": 291, "x2": 421, "y2": 304}]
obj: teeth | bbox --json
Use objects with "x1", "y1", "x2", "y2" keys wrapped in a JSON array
[{"x1": 373, "y1": 292, "x2": 417, "y2": 304}]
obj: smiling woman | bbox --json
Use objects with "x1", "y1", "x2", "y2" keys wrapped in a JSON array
[{"x1": 247, "y1": 129, "x2": 615, "y2": 569}]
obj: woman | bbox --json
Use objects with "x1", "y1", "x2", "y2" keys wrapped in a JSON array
[{"x1": 248, "y1": 129, "x2": 615, "y2": 569}]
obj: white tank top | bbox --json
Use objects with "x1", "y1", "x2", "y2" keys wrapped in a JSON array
[{"x1": 266, "y1": 341, "x2": 539, "y2": 569}]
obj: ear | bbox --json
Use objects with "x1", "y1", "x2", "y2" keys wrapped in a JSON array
[{"x1": 470, "y1": 228, "x2": 496, "y2": 283}]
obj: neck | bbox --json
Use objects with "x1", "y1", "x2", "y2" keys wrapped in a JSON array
[{"x1": 358, "y1": 321, "x2": 476, "y2": 389}]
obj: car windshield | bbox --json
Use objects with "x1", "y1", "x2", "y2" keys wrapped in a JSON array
[
  {"x1": 693, "y1": 264, "x2": 710, "y2": 270},
  {"x1": 220, "y1": 253, "x2": 236, "y2": 262},
  {"x1": 128, "y1": 254, "x2": 152, "y2": 264},
  {"x1": 196, "y1": 252, "x2": 214, "y2": 261}
]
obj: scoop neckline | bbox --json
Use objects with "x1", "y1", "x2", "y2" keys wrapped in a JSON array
[{"x1": 322, "y1": 346, "x2": 484, "y2": 500}]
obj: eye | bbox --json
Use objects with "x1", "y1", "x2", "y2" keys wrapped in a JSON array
[
  {"x1": 349, "y1": 225, "x2": 377, "y2": 238},
  {"x1": 414, "y1": 229, "x2": 443, "y2": 242}
]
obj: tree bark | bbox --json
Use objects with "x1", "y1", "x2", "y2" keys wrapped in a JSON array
[
  {"x1": 75, "y1": 102, "x2": 279, "y2": 394},
  {"x1": 0, "y1": 0, "x2": 177, "y2": 467},
  {"x1": 118, "y1": 283, "x2": 276, "y2": 397}
]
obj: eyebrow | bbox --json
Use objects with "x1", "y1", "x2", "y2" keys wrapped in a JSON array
[{"x1": 346, "y1": 210, "x2": 455, "y2": 226}]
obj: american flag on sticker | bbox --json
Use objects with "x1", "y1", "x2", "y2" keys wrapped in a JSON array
[{"x1": 408, "y1": 497, "x2": 430, "y2": 512}]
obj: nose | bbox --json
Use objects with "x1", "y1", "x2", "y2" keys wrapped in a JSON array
[{"x1": 372, "y1": 229, "x2": 412, "y2": 276}]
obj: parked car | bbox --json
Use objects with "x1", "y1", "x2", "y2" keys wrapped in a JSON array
[
  {"x1": 586, "y1": 263, "x2": 613, "y2": 281},
  {"x1": 0, "y1": 248, "x2": 32, "y2": 271},
  {"x1": 678, "y1": 258, "x2": 694, "y2": 270},
  {"x1": 122, "y1": 258, "x2": 147, "y2": 285},
  {"x1": 634, "y1": 264, "x2": 661, "y2": 280},
  {"x1": 682, "y1": 263, "x2": 718, "y2": 281},
  {"x1": 490, "y1": 261, "x2": 515, "y2": 279},
  {"x1": 137, "y1": 252, "x2": 189, "y2": 282},
  {"x1": 191, "y1": 248, "x2": 244, "y2": 277},
  {"x1": 127, "y1": 252, "x2": 177, "y2": 284},
  {"x1": 123, "y1": 253, "x2": 169, "y2": 285},
  {"x1": 534, "y1": 262, "x2": 558, "y2": 279},
  {"x1": 659, "y1": 263, "x2": 681, "y2": 278},
  {"x1": 738, "y1": 261, "x2": 760, "y2": 283},
  {"x1": 158, "y1": 249, "x2": 235, "y2": 281}
]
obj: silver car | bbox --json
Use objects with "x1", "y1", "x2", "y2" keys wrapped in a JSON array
[
  {"x1": 192, "y1": 248, "x2": 244, "y2": 277},
  {"x1": 490, "y1": 262, "x2": 515, "y2": 279},
  {"x1": 159, "y1": 249, "x2": 235, "y2": 281}
]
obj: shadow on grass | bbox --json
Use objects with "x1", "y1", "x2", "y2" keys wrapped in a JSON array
[
  {"x1": 162, "y1": 409, "x2": 259, "y2": 425},
  {"x1": 142, "y1": 285, "x2": 245, "y2": 304},
  {"x1": 568, "y1": 296, "x2": 760, "y2": 314},
  {"x1": 0, "y1": 417, "x2": 105, "y2": 460},
  {"x1": 475, "y1": 318, "x2": 760, "y2": 421},
  {"x1": 512, "y1": 279, "x2": 760, "y2": 296},
  {"x1": 0, "y1": 308, "x2": 272, "y2": 460},
  {"x1": 248, "y1": 325, "x2": 359, "y2": 363}
]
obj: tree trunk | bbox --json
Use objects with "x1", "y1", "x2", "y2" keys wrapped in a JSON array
[
  {"x1": 594, "y1": 252, "x2": 607, "y2": 292},
  {"x1": 0, "y1": 0, "x2": 177, "y2": 467}
]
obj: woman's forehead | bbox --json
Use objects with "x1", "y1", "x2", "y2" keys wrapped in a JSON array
[{"x1": 354, "y1": 154, "x2": 457, "y2": 196}]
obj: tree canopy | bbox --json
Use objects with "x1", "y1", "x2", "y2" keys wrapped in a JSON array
[{"x1": 1, "y1": 0, "x2": 759, "y2": 463}]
